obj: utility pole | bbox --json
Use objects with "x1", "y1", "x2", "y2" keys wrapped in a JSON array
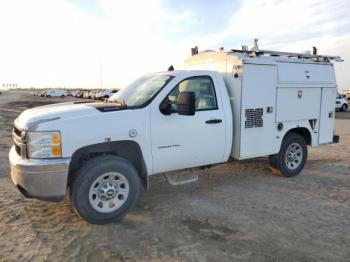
[{"x1": 99, "y1": 58, "x2": 103, "y2": 90}]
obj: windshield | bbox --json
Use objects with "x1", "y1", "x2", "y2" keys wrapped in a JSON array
[{"x1": 109, "y1": 74, "x2": 174, "y2": 107}]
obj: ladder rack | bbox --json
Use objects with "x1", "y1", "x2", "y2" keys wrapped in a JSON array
[{"x1": 230, "y1": 48, "x2": 343, "y2": 62}]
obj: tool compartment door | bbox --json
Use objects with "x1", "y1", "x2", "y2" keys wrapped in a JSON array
[
  {"x1": 240, "y1": 64, "x2": 277, "y2": 158},
  {"x1": 319, "y1": 88, "x2": 336, "y2": 144}
]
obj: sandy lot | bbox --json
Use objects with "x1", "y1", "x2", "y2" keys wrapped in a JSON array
[{"x1": 0, "y1": 91, "x2": 349, "y2": 261}]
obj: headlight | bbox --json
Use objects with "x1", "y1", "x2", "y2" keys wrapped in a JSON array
[{"x1": 26, "y1": 131, "x2": 62, "y2": 158}]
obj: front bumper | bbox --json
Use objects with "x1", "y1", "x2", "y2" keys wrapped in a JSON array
[{"x1": 9, "y1": 146, "x2": 71, "y2": 201}]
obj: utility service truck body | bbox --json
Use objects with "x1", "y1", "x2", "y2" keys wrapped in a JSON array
[
  {"x1": 9, "y1": 47, "x2": 340, "y2": 224},
  {"x1": 183, "y1": 51, "x2": 338, "y2": 158}
]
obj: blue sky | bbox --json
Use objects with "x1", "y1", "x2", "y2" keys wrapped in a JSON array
[{"x1": 0, "y1": 0, "x2": 349, "y2": 89}]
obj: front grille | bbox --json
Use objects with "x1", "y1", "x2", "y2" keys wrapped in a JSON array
[
  {"x1": 13, "y1": 126, "x2": 22, "y2": 137},
  {"x1": 12, "y1": 125, "x2": 26, "y2": 158}
]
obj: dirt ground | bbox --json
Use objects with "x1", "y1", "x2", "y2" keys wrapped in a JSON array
[{"x1": 0, "y1": 91, "x2": 349, "y2": 262}]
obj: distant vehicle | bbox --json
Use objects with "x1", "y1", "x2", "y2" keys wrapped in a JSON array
[
  {"x1": 31, "y1": 91, "x2": 42, "y2": 96},
  {"x1": 88, "y1": 91, "x2": 94, "y2": 99},
  {"x1": 94, "y1": 89, "x2": 119, "y2": 100},
  {"x1": 46, "y1": 90, "x2": 67, "y2": 98},
  {"x1": 39, "y1": 91, "x2": 47, "y2": 97},
  {"x1": 336, "y1": 92, "x2": 348, "y2": 111},
  {"x1": 83, "y1": 91, "x2": 91, "y2": 99},
  {"x1": 73, "y1": 91, "x2": 83, "y2": 98},
  {"x1": 91, "y1": 91, "x2": 100, "y2": 100}
]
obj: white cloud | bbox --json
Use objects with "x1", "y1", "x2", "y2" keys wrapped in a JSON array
[
  {"x1": 0, "y1": 0, "x2": 349, "y2": 88},
  {"x1": 0, "y1": 0, "x2": 195, "y2": 89},
  {"x1": 0, "y1": 0, "x2": 103, "y2": 88},
  {"x1": 195, "y1": 0, "x2": 350, "y2": 87}
]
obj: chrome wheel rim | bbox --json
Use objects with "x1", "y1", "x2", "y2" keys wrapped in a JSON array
[
  {"x1": 285, "y1": 142, "x2": 303, "y2": 170},
  {"x1": 88, "y1": 172, "x2": 129, "y2": 213}
]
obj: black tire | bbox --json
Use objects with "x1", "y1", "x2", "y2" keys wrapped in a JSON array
[
  {"x1": 270, "y1": 133, "x2": 307, "y2": 177},
  {"x1": 341, "y1": 104, "x2": 348, "y2": 111},
  {"x1": 70, "y1": 155, "x2": 141, "y2": 224}
]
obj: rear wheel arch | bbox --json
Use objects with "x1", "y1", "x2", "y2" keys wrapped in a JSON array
[
  {"x1": 68, "y1": 140, "x2": 148, "y2": 189},
  {"x1": 284, "y1": 127, "x2": 312, "y2": 145}
]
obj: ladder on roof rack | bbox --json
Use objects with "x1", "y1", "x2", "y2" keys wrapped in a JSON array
[{"x1": 230, "y1": 48, "x2": 343, "y2": 62}]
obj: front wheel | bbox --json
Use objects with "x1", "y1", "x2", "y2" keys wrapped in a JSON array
[
  {"x1": 269, "y1": 133, "x2": 307, "y2": 177},
  {"x1": 70, "y1": 155, "x2": 141, "y2": 224}
]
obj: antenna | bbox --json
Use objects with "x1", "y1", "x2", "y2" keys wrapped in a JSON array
[
  {"x1": 250, "y1": 39, "x2": 259, "y2": 52},
  {"x1": 99, "y1": 58, "x2": 103, "y2": 89}
]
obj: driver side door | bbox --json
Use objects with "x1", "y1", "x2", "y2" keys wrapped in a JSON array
[{"x1": 150, "y1": 74, "x2": 226, "y2": 174}]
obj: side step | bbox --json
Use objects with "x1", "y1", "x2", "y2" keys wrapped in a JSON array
[{"x1": 164, "y1": 169, "x2": 198, "y2": 186}]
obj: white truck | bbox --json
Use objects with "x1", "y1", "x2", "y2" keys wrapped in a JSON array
[
  {"x1": 46, "y1": 89, "x2": 67, "y2": 98},
  {"x1": 94, "y1": 90, "x2": 119, "y2": 100},
  {"x1": 336, "y1": 92, "x2": 348, "y2": 111},
  {"x1": 9, "y1": 45, "x2": 341, "y2": 224}
]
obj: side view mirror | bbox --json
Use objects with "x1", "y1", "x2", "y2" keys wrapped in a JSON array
[
  {"x1": 177, "y1": 91, "x2": 195, "y2": 116},
  {"x1": 159, "y1": 98, "x2": 172, "y2": 115}
]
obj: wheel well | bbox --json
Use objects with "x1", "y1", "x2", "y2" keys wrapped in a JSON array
[
  {"x1": 286, "y1": 127, "x2": 312, "y2": 145},
  {"x1": 68, "y1": 140, "x2": 148, "y2": 188}
]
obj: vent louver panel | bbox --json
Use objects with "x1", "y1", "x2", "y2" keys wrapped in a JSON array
[{"x1": 245, "y1": 108, "x2": 263, "y2": 128}]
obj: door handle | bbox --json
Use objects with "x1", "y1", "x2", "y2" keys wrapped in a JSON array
[{"x1": 205, "y1": 119, "x2": 222, "y2": 124}]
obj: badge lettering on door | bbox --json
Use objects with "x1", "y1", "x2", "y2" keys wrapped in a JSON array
[{"x1": 158, "y1": 144, "x2": 180, "y2": 149}]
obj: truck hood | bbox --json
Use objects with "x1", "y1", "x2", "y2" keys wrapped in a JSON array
[{"x1": 15, "y1": 102, "x2": 116, "y2": 130}]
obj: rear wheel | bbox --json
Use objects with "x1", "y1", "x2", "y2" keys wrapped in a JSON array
[
  {"x1": 70, "y1": 155, "x2": 141, "y2": 224},
  {"x1": 341, "y1": 104, "x2": 348, "y2": 111},
  {"x1": 269, "y1": 133, "x2": 307, "y2": 177}
]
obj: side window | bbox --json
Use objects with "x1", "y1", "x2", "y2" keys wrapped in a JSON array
[{"x1": 166, "y1": 76, "x2": 218, "y2": 111}]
